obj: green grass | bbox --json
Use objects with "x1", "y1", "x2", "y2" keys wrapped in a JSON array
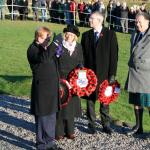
[{"x1": 0, "y1": 20, "x2": 149, "y2": 132}]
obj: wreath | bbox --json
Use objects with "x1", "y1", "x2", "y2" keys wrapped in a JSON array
[
  {"x1": 98, "y1": 80, "x2": 120, "y2": 105},
  {"x1": 68, "y1": 67, "x2": 97, "y2": 97},
  {"x1": 59, "y1": 79, "x2": 72, "y2": 108}
]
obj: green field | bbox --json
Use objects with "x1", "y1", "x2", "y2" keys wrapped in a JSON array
[{"x1": 0, "y1": 21, "x2": 149, "y2": 132}]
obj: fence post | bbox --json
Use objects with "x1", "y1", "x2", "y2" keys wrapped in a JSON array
[
  {"x1": 109, "y1": 7, "x2": 112, "y2": 30},
  {"x1": 11, "y1": 0, "x2": 13, "y2": 20}
]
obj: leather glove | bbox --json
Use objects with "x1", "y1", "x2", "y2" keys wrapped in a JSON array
[
  {"x1": 108, "y1": 75, "x2": 115, "y2": 85},
  {"x1": 40, "y1": 36, "x2": 50, "y2": 49}
]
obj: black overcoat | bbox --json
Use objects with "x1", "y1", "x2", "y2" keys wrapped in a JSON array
[
  {"x1": 81, "y1": 27, "x2": 118, "y2": 100},
  {"x1": 57, "y1": 42, "x2": 84, "y2": 119},
  {"x1": 27, "y1": 41, "x2": 59, "y2": 116}
]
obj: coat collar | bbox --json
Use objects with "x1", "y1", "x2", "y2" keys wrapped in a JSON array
[{"x1": 132, "y1": 28, "x2": 150, "y2": 53}]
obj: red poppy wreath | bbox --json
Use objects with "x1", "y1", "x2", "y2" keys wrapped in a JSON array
[
  {"x1": 59, "y1": 79, "x2": 72, "y2": 108},
  {"x1": 68, "y1": 67, "x2": 97, "y2": 97},
  {"x1": 98, "y1": 80, "x2": 120, "y2": 105}
]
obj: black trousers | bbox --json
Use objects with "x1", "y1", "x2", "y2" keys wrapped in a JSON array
[
  {"x1": 35, "y1": 113, "x2": 56, "y2": 150},
  {"x1": 87, "y1": 99, "x2": 110, "y2": 128},
  {"x1": 55, "y1": 115, "x2": 74, "y2": 137}
]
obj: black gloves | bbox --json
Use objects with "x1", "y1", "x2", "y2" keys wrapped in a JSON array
[
  {"x1": 108, "y1": 75, "x2": 115, "y2": 85},
  {"x1": 40, "y1": 36, "x2": 50, "y2": 49}
]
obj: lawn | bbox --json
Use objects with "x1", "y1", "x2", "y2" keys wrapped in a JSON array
[{"x1": 0, "y1": 20, "x2": 149, "y2": 132}]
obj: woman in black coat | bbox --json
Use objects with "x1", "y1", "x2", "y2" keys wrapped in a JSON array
[
  {"x1": 27, "y1": 27, "x2": 61, "y2": 150},
  {"x1": 54, "y1": 25, "x2": 83, "y2": 140}
]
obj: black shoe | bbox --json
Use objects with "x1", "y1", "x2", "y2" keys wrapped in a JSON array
[
  {"x1": 127, "y1": 126, "x2": 143, "y2": 136},
  {"x1": 47, "y1": 144, "x2": 63, "y2": 150},
  {"x1": 88, "y1": 123, "x2": 96, "y2": 134},
  {"x1": 102, "y1": 126, "x2": 112, "y2": 135}
]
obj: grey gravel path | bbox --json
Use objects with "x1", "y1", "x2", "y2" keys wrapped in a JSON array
[{"x1": 0, "y1": 95, "x2": 150, "y2": 150}]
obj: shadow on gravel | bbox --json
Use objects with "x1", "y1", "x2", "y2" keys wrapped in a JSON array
[
  {"x1": 0, "y1": 129, "x2": 35, "y2": 149},
  {"x1": 0, "y1": 96, "x2": 30, "y2": 114},
  {"x1": 75, "y1": 118, "x2": 104, "y2": 134},
  {"x1": 75, "y1": 116, "x2": 150, "y2": 139},
  {"x1": 0, "y1": 110, "x2": 35, "y2": 132},
  {"x1": 0, "y1": 95, "x2": 36, "y2": 149},
  {"x1": 133, "y1": 132, "x2": 150, "y2": 139}
]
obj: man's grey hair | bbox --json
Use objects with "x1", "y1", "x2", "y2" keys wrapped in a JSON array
[
  {"x1": 136, "y1": 12, "x2": 150, "y2": 21},
  {"x1": 91, "y1": 11, "x2": 105, "y2": 20}
]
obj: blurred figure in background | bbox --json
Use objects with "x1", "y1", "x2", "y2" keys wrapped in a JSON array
[
  {"x1": 0, "y1": 0, "x2": 5, "y2": 20},
  {"x1": 32, "y1": 0, "x2": 39, "y2": 21},
  {"x1": 78, "y1": 0, "x2": 85, "y2": 26},
  {"x1": 39, "y1": 0, "x2": 47, "y2": 22},
  {"x1": 120, "y1": 1, "x2": 129, "y2": 33},
  {"x1": 128, "y1": 6, "x2": 136, "y2": 34}
]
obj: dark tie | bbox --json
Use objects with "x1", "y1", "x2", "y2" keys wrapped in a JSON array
[
  {"x1": 134, "y1": 33, "x2": 143, "y2": 46},
  {"x1": 94, "y1": 32, "x2": 99, "y2": 43}
]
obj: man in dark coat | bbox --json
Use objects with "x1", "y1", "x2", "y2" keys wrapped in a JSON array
[
  {"x1": 81, "y1": 11, "x2": 118, "y2": 134},
  {"x1": 27, "y1": 27, "x2": 62, "y2": 150}
]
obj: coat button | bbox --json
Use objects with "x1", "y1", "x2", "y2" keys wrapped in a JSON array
[
  {"x1": 139, "y1": 57, "x2": 141, "y2": 59},
  {"x1": 137, "y1": 67, "x2": 139, "y2": 69}
]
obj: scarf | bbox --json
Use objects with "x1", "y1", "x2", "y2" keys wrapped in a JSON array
[{"x1": 62, "y1": 40, "x2": 76, "y2": 56}]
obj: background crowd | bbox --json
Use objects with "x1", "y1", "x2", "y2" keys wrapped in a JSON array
[{"x1": 0, "y1": 0, "x2": 150, "y2": 33}]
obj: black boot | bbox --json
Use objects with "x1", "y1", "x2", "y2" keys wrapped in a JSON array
[
  {"x1": 127, "y1": 108, "x2": 143, "y2": 136},
  {"x1": 100, "y1": 104, "x2": 112, "y2": 134}
]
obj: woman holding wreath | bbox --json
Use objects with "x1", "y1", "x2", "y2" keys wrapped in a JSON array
[{"x1": 53, "y1": 24, "x2": 84, "y2": 140}]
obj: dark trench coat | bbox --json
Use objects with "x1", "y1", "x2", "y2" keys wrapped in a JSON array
[
  {"x1": 57, "y1": 42, "x2": 84, "y2": 119},
  {"x1": 27, "y1": 41, "x2": 59, "y2": 116}
]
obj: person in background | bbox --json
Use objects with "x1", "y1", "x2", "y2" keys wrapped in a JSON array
[
  {"x1": 113, "y1": 1, "x2": 121, "y2": 32},
  {"x1": 58, "y1": 0, "x2": 65, "y2": 24},
  {"x1": 106, "y1": 0, "x2": 116, "y2": 30},
  {"x1": 140, "y1": 3, "x2": 147, "y2": 13},
  {"x1": 120, "y1": 1, "x2": 129, "y2": 33},
  {"x1": 64, "y1": 0, "x2": 71, "y2": 24},
  {"x1": 51, "y1": 0, "x2": 59, "y2": 23},
  {"x1": 18, "y1": 0, "x2": 28, "y2": 20},
  {"x1": 27, "y1": 27, "x2": 62, "y2": 150},
  {"x1": 39, "y1": 0, "x2": 47, "y2": 22},
  {"x1": 0, "y1": 0, "x2": 5, "y2": 20},
  {"x1": 128, "y1": 6, "x2": 136, "y2": 34},
  {"x1": 78, "y1": 0, "x2": 85, "y2": 26},
  {"x1": 54, "y1": 24, "x2": 83, "y2": 140},
  {"x1": 81, "y1": 11, "x2": 118, "y2": 135},
  {"x1": 125, "y1": 12, "x2": 150, "y2": 135},
  {"x1": 32, "y1": 0, "x2": 39, "y2": 21},
  {"x1": 70, "y1": 0, "x2": 76, "y2": 25}
]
